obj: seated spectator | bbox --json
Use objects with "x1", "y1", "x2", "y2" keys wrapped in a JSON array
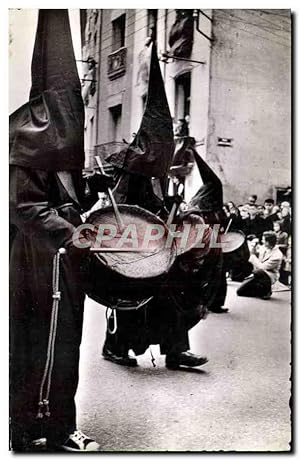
[
  {"x1": 280, "y1": 206, "x2": 291, "y2": 236},
  {"x1": 247, "y1": 234, "x2": 260, "y2": 251},
  {"x1": 227, "y1": 201, "x2": 236, "y2": 212},
  {"x1": 273, "y1": 221, "x2": 290, "y2": 286},
  {"x1": 257, "y1": 205, "x2": 265, "y2": 218},
  {"x1": 264, "y1": 198, "x2": 279, "y2": 226},
  {"x1": 248, "y1": 194, "x2": 257, "y2": 205},
  {"x1": 273, "y1": 221, "x2": 288, "y2": 255},
  {"x1": 238, "y1": 205, "x2": 251, "y2": 235},
  {"x1": 263, "y1": 198, "x2": 280, "y2": 230},
  {"x1": 236, "y1": 231, "x2": 283, "y2": 300},
  {"x1": 280, "y1": 201, "x2": 291, "y2": 211},
  {"x1": 247, "y1": 204, "x2": 265, "y2": 240},
  {"x1": 281, "y1": 235, "x2": 292, "y2": 287}
]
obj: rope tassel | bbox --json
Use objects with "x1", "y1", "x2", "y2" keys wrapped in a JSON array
[{"x1": 36, "y1": 248, "x2": 66, "y2": 419}]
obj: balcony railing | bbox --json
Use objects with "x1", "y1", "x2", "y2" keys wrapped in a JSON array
[{"x1": 107, "y1": 47, "x2": 127, "y2": 80}]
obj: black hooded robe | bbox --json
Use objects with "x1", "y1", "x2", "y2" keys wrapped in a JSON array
[
  {"x1": 104, "y1": 43, "x2": 203, "y2": 359},
  {"x1": 9, "y1": 10, "x2": 101, "y2": 449},
  {"x1": 10, "y1": 168, "x2": 99, "y2": 448},
  {"x1": 187, "y1": 148, "x2": 228, "y2": 311}
]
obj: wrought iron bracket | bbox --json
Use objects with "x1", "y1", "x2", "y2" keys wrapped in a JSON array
[{"x1": 160, "y1": 52, "x2": 206, "y2": 65}]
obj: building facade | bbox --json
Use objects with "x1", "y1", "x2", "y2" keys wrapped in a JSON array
[{"x1": 80, "y1": 9, "x2": 291, "y2": 204}]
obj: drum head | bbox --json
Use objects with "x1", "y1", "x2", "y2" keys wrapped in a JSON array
[
  {"x1": 219, "y1": 231, "x2": 245, "y2": 253},
  {"x1": 85, "y1": 205, "x2": 176, "y2": 279}
]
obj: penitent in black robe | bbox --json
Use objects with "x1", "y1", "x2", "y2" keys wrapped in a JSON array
[
  {"x1": 9, "y1": 166, "x2": 98, "y2": 448},
  {"x1": 103, "y1": 179, "x2": 208, "y2": 359},
  {"x1": 9, "y1": 9, "x2": 103, "y2": 450}
]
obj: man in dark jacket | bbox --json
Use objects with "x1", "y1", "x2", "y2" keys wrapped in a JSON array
[{"x1": 10, "y1": 10, "x2": 112, "y2": 452}]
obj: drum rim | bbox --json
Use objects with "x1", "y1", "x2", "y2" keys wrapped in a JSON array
[
  {"x1": 220, "y1": 230, "x2": 245, "y2": 253},
  {"x1": 174, "y1": 213, "x2": 211, "y2": 256},
  {"x1": 86, "y1": 204, "x2": 177, "y2": 279}
]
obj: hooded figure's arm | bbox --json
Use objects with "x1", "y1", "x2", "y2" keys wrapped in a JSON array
[{"x1": 10, "y1": 165, "x2": 76, "y2": 251}]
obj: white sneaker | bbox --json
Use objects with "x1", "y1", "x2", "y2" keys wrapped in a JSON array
[{"x1": 61, "y1": 430, "x2": 101, "y2": 452}]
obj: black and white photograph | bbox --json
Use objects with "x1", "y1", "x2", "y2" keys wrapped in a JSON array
[{"x1": 8, "y1": 6, "x2": 292, "y2": 453}]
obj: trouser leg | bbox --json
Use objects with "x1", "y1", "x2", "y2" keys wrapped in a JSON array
[
  {"x1": 208, "y1": 268, "x2": 227, "y2": 310},
  {"x1": 236, "y1": 269, "x2": 271, "y2": 298},
  {"x1": 104, "y1": 299, "x2": 191, "y2": 357},
  {"x1": 104, "y1": 310, "x2": 136, "y2": 356},
  {"x1": 150, "y1": 300, "x2": 190, "y2": 356},
  {"x1": 230, "y1": 261, "x2": 253, "y2": 282}
]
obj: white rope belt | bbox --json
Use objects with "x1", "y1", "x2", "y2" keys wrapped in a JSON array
[{"x1": 36, "y1": 248, "x2": 66, "y2": 419}]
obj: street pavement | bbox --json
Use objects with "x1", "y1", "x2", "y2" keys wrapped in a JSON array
[{"x1": 76, "y1": 281, "x2": 291, "y2": 452}]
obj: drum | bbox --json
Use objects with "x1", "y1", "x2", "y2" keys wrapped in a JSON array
[
  {"x1": 219, "y1": 231, "x2": 245, "y2": 254},
  {"x1": 173, "y1": 212, "x2": 212, "y2": 257},
  {"x1": 222, "y1": 231, "x2": 249, "y2": 273},
  {"x1": 83, "y1": 204, "x2": 177, "y2": 309}
]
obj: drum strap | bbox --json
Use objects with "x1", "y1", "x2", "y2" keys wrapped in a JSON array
[{"x1": 106, "y1": 308, "x2": 118, "y2": 335}]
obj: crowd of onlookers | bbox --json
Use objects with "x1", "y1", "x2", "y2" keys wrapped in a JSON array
[{"x1": 223, "y1": 194, "x2": 292, "y2": 288}]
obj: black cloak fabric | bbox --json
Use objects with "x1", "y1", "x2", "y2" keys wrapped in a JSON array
[
  {"x1": 189, "y1": 150, "x2": 224, "y2": 212},
  {"x1": 107, "y1": 43, "x2": 174, "y2": 178},
  {"x1": 9, "y1": 10, "x2": 84, "y2": 171},
  {"x1": 9, "y1": 10, "x2": 96, "y2": 449}
]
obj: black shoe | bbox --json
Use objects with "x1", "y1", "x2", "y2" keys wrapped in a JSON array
[
  {"x1": 209, "y1": 307, "x2": 229, "y2": 314},
  {"x1": 102, "y1": 346, "x2": 138, "y2": 367},
  {"x1": 261, "y1": 291, "x2": 272, "y2": 300},
  {"x1": 60, "y1": 431, "x2": 100, "y2": 452},
  {"x1": 166, "y1": 351, "x2": 208, "y2": 370}
]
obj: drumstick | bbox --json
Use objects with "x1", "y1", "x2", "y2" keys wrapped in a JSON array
[
  {"x1": 224, "y1": 218, "x2": 232, "y2": 235},
  {"x1": 167, "y1": 183, "x2": 184, "y2": 227},
  {"x1": 166, "y1": 203, "x2": 178, "y2": 227},
  {"x1": 95, "y1": 155, "x2": 124, "y2": 232}
]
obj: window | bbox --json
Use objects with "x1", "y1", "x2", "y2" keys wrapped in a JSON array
[
  {"x1": 175, "y1": 72, "x2": 191, "y2": 121},
  {"x1": 112, "y1": 14, "x2": 126, "y2": 52},
  {"x1": 147, "y1": 9, "x2": 157, "y2": 41},
  {"x1": 109, "y1": 105, "x2": 122, "y2": 142}
]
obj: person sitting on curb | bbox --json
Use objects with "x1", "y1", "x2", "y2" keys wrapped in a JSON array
[{"x1": 236, "y1": 231, "x2": 283, "y2": 300}]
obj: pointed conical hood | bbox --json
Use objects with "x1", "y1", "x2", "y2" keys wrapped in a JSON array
[
  {"x1": 9, "y1": 9, "x2": 84, "y2": 171},
  {"x1": 189, "y1": 151, "x2": 223, "y2": 212},
  {"x1": 108, "y1": 43, "x2": 174, "y2": 178}
]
